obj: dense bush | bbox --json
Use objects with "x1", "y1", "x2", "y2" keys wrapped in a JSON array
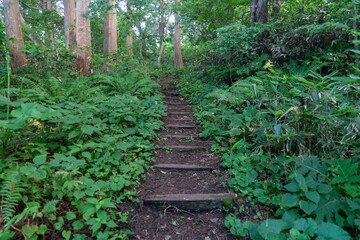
[
  {"x1": 176, "y1": 53, "x2": 360, "y2": 238},
  {"x1": 0, "y1": 71, "x2": 166, "y2": 239}
]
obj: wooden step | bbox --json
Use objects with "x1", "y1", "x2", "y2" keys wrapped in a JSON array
[
  {"x1": 167, "y1": 120, "x2": 195, "y2": 124},
  {"x1": 167, "y1": 112, "x2": 192, "y2": 115},
  {"x1": 143, "y1": 193, "x2": 236, "y2": 211},
  {"x1": 167, "y1": 103, "x2": 188, "y2": 106},
  {"x1": 168, "y1": 125, "x2": 196, "y2": 129},
  {"x1": 154, "y1": 164, "x2": 213, "y2": 170},
  {"x1": 161, "y1": 135, "x2": 199, "y2": 139},
  {"x1": 161, "y1": 91, "x2": 179, "y2": 96},
  {"x1": 167, "y1": 107, "x2": 191, "y2": 110},
  {"x1": 168, "y1": 145, "x2": 207, "y2": 151},
  {"x1": 164, "y1": 96, "x2": 181, "y2": 100}
]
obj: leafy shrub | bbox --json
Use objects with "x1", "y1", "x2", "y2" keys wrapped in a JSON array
[{"x1": 0, "y1": 71, "x2": 166, "y2": 239}]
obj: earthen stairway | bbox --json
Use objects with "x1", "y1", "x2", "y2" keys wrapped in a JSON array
[{"x1": 131, "y1": 83, "x2": 235, "y2": 239}]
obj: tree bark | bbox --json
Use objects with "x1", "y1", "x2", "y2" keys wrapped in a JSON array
[
  {"x1": 76, "y1": 0, "x2": 92, "y2": 76},
  {"x1": 126, "y1": 3, "x2": 134, "y2": 55},
  {"x1": 46, "y1": 0, "x2": 55, "y2": 49},
  {"x1": 250, "y1": 0, "x2": 268, "y2": 26},
  {"x1": 354, "y1": 3, "x2": 359, "y2": 51},
  {"x1": 103, "y1": 0, "x2": 118, "y2": 54},
  {"x1": 272, "y1": 0, "x2": 281, "y2": 14},
  {"x1": 126, "y1": 29, "x2": 133, "y2": 55},
  {"x1": 4, "y1": 0, "x2": 27, "y2": 70},
  {"x1": 64, "y1": 0, "x2": 76, "y2": 50},
  {"x1": 158, "y1": 0, "x2": 166, "y2": 66},
  {"x1": 173, "y1": 0, "x2": 183, "y2": 68}
]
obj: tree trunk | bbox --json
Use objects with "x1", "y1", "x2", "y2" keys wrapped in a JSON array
[
  {"x1": 64, "y1": 0, "x2": 76, "y2": 50},
  {"x1": 158, "y1": 0, "x2": 166, "y2": 66},
  {"x1": 4, "y1": 0, "x2": 27, "y2": 70},
  {"x1": 76, "y1": 0, "x2": 92, "y2": 76},
  {"x1": 126, "y1": 29, "x2": 133, "y2": 55},
  {"x1": 46, "y1": 0, "x2": 55, "y2": 49},
  {"x1": 354, "y1": 3, "x2": 359, "y2": 51},
  {"x1": 126, "y1": 3, "x2": 134, "y2": 55},
  {"x1": 250, "y1": 0, "x2": 268, "y2": 26},
  {"x1": 272, "y1": 0, "x2": 281, "y2": 14},
  {"x1": 103, "y1": 0, "x2": 118, "y2": 54},
  {"x1": 173, "y1": 0, "x2": 183, "y2": 68}
]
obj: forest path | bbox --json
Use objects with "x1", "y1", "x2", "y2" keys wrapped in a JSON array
[{"x1": 129, "y1": 75, "x2": 235, "y2": 240}]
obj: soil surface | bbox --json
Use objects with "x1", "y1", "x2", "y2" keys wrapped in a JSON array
[{"x1": 129, "y1": 75, "x2": 235, "y2": 240}]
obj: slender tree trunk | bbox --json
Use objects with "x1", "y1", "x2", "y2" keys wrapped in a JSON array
[
  {"x1": 126, "y1": 3, "x2": 134, "y2": 55},
  {"x1": 173, "y1": 0, "x2": 183, "y2": 68},
  {"x1": 250, "y1": 0, "x2": 268, "y2": 26},
  {"x1": 126, "y1": 29, "x2": 133, "y2": 55},
  {"x1": 46, "y1": 0, "x2": 55, "y2": 49},
  {"x1": 272, "y1": 0, "x2": 281, "y2": 14},
  {"x1": 354, "y1": 3, "x2": 359, "y2": 51},
  {"x1": 4, "y1": 0, "x2": 27, "y2": 70},
  {"x1": 64, "y1": 0, "x2": 76, "y2": 50},
  {"x1": 158, "y1": 0, "x2": 166, "y2": 66},
  {"x1": 103, "y1": 0, "x2": 118, "y2": 54},
  {"x1": 76, "y1": 0, "x2": 92, "y2": 76}
]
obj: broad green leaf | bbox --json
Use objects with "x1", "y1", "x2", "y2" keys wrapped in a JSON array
[
  {"x1": 257, "y1": 219, "x2": 288, "y2": 240},
  {"x1": 86, "y1": 198, "x2": 99, "y2": 205},
  {"x1": 284, "y1": 182, "x2": 298, "y2": 192},
  {"x1": 32, "y1": 168, "x2": 46, "y2": 180},
  {"x1": 316, "y1": 222, "x2": 350, "y2": 240},
  {"x1": 305, "y1": 191, "x2": 320, "y2": 204},
  {"x1": 293, "y1": 218, "x2": 317, "y2": 237},
  {"x1": 81, "y1": 125, "x2": 98, "y2": 135},
  {"x1": 81, "y1": 152, "x2": 91, "y2": 160},
  {"x1": 74, "y1": 191, "x2": 85, "y2": 200},
  {"x1": 38, "y1": 224, "x2": 47, "y2": 235},
  {"x1": 295, "y1": 173, "x2": 308, "y2": 192},
  {"x1": 62, "y1": 230, "x2": 71, "y2": 240},
  {"x1": 299, "y1": 200, "x2": 317, "y2": 215},
  {"x1": 66, "y1": 212, "x2": 76, "y2": 221},
  {"x1": 72, "y1": 221, "x2": 84, "y2": 230},
  {"x1": 97, "y1": 210, "x2": 108, "y2": 222},
  {"x1": 106, "y1": 220, "x2": 118, "y2": 228},
  {"x1": 282, "y1": 194, "x2": 298, "y2": 207},
  {"x1": 33, "y1": 155, "x2": 47, "y2": 165},
  {"x1": 317, "y1": 184, "x2": 332, "y2": 194},
  {"x1": 99, "y1": 198, "x2": 116, "y2": 208}
]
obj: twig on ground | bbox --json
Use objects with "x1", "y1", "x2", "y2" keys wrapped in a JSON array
[{"x1": 163, "y1": 205, "x2": 194, "y2": 216}]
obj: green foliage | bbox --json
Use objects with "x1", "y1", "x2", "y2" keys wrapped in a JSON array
[
  {"x1": 0, "y1": 70, "x2": 165, "y2": 239},
  {"x1": 177, "y1": 51, "x2": 360, "y2": 238},
  {"x1": 0, "y1": 169, "x2": 25, "y2": 224}
]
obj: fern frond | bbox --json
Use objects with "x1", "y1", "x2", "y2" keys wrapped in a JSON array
[{"x1": 0, "y1": 168, "x2": 25, "y2": 223}]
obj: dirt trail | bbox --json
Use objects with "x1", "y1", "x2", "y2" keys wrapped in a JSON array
[{"x1": 129, "y1": 75, "x2": 235, "y2": 240}]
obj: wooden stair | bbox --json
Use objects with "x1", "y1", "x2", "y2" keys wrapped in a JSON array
[
  {"x1": 168, "y1": 145, "x2": 207, "y2": 151},
  {"x1": 143, "y1": 193, "x2": 235, "y2": 211},
  {"x1": 153, "y1": 164, "x2": 213, "y2": 170},
  {"x1": 168, "y1": 124, "x2": 196, "y2": 129},
  {"x1": 140, "y1": 86, "x2": 233, "y2": 214}
]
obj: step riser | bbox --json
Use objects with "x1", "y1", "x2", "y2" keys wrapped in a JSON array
[
  {"x1": 143, "y1": 193, "x2": 235, "y2": 211},
  {"x1": 171, "y1": 148, "x2": 206, "y2": 152},
  {"x1": 154, "y1": 164, "x2": 213, "y2": 171},
  {"x1": 160, "y1": 135, "x2": 199, "y2": 139},
  {"x1": 168, "y1": 126, "x2": 196, "y2": 129},
  {"x1": 167, "y1": 112, "x2": 192, "y2": 115}
]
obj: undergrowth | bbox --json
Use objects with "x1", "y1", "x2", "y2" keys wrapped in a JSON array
[
  {"x1": 0, "y1": 71, "x2": 166, "y2": 239},
  {"x1": 176, "y1": 57, "x2": 360, "y2": 239}
]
